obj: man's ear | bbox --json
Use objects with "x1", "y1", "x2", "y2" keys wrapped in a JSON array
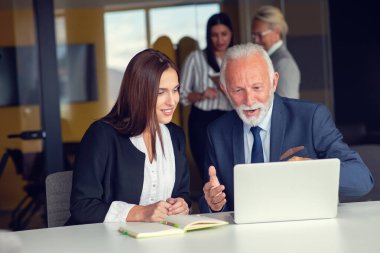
[
  {"x1": 220, "y1": 82, "x2": 227, "y2": 93},
  {"x1": 272, "y1": 72, "x2": 279, "y2": 92},
  {"x1": 273, "y1": 26, "x2": 282, "y2": 40}
]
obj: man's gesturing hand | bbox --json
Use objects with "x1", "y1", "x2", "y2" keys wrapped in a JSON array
[{"x1": 203, "y1": 166, "x2": 226, "y2": 211}]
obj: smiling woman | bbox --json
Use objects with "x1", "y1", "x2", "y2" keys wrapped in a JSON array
[{"x1": 67, "y1": 49, "x2": 191, "y2": 225}]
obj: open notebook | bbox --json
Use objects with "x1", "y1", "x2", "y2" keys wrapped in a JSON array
[{"x1": 119, "y1": 215, "x2": 228, "y2": 239}]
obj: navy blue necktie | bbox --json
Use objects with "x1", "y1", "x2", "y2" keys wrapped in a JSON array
[{"x1": 251, "y1": 126, "x2": 264, "y2": 163}]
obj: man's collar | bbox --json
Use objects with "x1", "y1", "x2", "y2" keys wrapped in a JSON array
[{"x1": 267, "y1": 40, "x2": 283, "y2": 56}]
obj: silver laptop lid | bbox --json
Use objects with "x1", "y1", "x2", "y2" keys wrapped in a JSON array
[{"x1": 233, "y1": 158, "x2": 340, "y2": 224}]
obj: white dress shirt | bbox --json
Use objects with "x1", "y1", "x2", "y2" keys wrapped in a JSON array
[
  {"x1": 103, "y1": 124, "x2": 175, "y2": 223},
  {"x1": 267, "y1": 40, "x2": 283, "y2": 56},
  {"x1": 243, "y1": 101, "x2": 274, "y2": 163}
]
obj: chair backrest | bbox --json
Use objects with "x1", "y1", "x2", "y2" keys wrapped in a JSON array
[
  {"x1": 177, "y1": 36, "x2": 198, "y2": 70},
  {"x1": 45, "y1": 170, "x2": 73, "y2": 227},
  {"x1": 151, "y1": 35, "x2": 176, "y2": 63}
]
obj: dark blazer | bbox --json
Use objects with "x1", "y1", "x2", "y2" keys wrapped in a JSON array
[
  {"x1": 271, "y1": 44, "x2": 301, "y2": 99},
  {"x1": 67, "y1": 121, "x2": 190, "y2": 225},
  {"x1": 199, "y1": 94, "x2": 373, "y2": 212}
]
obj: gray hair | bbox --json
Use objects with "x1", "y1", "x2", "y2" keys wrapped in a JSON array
[
  {"x1": 220, "y1": 43, "x2": 275, "y2": 89},
  {"x1": 253, "y1": 5, "x2": 288, "y2": 38}
]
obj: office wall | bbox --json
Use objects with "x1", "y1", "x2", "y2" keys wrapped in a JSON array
[
  {"x1": 0, "y1": 7, "x2": 109, "y2": 209},
  {"x1": 57, "y1": 8, "x2": 109, "y2": 142},
  {"x1": 0, "y1": 9, "x2": 41, "y2": 209},
  {"x1": 330, "y1": 1, "x2": 380, "y2": 137}
]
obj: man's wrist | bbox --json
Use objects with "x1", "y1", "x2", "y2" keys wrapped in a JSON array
[{"x1": 209, "y1": 204, "x2": 226, "y2": 213}]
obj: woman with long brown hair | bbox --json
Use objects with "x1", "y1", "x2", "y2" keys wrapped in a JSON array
[
  {"x1": 180, "y1": 13, "x2": 234, "y2": 181},
  {"x1": 67, "y1": 49, "x2": 190, "y2": 225}
]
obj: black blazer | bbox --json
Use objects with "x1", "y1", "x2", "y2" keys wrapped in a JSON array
[{"x1": 67, "y1": 121, "x2": 190, "y2": 225}]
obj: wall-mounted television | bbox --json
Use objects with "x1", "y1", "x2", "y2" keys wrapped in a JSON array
[{"x1": 0, "y1": 44, "x2": 98, "y2": 107}]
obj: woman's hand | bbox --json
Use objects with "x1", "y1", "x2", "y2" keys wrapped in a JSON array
[
  {"x1": 166, "y1": 197, "x2": 189, "y2": 215},
  {"x1": 127, "y1": 201, "x2": 171, "y2": 222},
  {"x1": 187, "y1": 92, "x2": 204, "y2": 103},
  {"x1": 187, "y1": 87, "x2": 218, "y2": 103},
  {"x1": 202, "y1": 87, "x2": 218, "y2": 100}
]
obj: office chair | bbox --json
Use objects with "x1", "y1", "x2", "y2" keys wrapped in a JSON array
[{"x1": 45, "y1": 170, "x2": 73, "y2": 227}]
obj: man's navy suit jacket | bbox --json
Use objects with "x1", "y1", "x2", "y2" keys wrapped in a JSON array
[{"x1": 199, "y1": 94, "x2": 374, "y2": 213}]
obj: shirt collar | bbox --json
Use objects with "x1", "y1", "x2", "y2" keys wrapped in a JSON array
[{"x1": 267, "y1": 40, "x2": 283, "y2": 56}]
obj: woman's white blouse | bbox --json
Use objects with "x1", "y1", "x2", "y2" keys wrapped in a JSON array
[{"x1": 104, "y1": 124, "x2": 175, "y2": 222}]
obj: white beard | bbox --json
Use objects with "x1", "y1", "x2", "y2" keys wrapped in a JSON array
[{"x1": 234, "y1": 92, "x2": 274, "y2": 127}]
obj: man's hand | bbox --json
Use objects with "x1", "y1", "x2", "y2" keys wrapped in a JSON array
[
  {"x1": 203, "y1": 166, "x2": 226, "y2": 211},
  {"x1": 127, "y1": 201, "x2": 171, "y2": 222},
  {"x1": 288, "y1": 156, "x2": 312, "y2": 161},
  {"x1": 166, "y1": 197, "x2": 189, "y2": 215}
]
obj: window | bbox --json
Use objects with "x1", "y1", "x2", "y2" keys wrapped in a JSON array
[
  {"x1": 104, "y1": 10, "x2": 147, "y2": 104},
  {"x1": 104, "y1": 3, "x2": 220, "y2": 105},
  {"x1": 150, "y1": 4, "x2": 220, "y2": 50}
]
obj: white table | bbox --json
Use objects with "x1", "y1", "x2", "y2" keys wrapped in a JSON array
[{"x1": 12, "y1": 201, "x2": 380, "y2": 253}]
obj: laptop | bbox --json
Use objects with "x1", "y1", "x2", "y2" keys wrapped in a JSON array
[{"x1": 233, "y1": 158, "x2": 340, "y2": 224}]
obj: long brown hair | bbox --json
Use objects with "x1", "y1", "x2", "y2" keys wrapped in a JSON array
[
  {"x1": 103, "y1": 49, "x2": 178, "y2": 158},
  {"x1": 205, "y1": 12, "x2": 234, "y2": 72}
]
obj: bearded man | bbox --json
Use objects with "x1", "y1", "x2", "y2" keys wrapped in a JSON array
[{"x1": 199, "y1": 43, "x2": 373, "y2": 213}]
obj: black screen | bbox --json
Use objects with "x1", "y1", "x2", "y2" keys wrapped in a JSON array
[{"x1": 0, "y1": 44, "x2": 98, "y2": 106}]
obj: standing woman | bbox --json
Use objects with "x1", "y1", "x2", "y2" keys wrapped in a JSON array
[
  {"x1": 67, "y1": 49, "x2": 190, "y2": 225},
  {"x1": 180, "y1": 13, "x2": 234, "y2": 181}
]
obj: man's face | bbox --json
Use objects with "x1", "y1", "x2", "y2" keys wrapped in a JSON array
[
  {"x1": 251, "y1": 19, "x2": 279, "y2": 51},
  {"x1": 223, "y1": 54, "x2": 278, "y2": 126}
]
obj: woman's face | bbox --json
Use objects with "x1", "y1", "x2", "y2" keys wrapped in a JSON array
[
  {"x1": 156, "y1": 67, "x2": 179, "y2": 124},
  {"x1": 210, "y1": 24, "x2": 232, "y2": 53}
]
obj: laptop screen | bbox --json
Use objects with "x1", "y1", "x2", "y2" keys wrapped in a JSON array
[{"x1": 233, "y1": 158, "x2": 340, "y2": 224}]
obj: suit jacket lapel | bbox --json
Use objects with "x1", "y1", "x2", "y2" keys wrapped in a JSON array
[
  {"x1": 167, "y1": 125, "x2": 183, "y2": 194},
  {"x1": 172, "y1": 143, "x2": 182, "y2": 192},
  {"x1": 232, "y1": 112, "x2": 245, "y2": 165},
  {"x1": 270, "y1": 94, "x2": 286, "y2": 162}
]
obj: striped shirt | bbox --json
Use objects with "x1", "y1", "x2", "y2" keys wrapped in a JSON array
[{"x1": 180, "y1": 50, "x2": 232, "y2": 111}]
